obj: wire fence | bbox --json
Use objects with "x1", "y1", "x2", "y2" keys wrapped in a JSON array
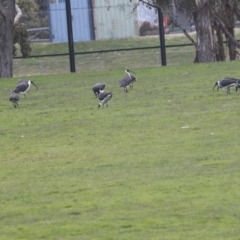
[{"x1": 13, "y1": 0, "x2": 239, "y2": 77}]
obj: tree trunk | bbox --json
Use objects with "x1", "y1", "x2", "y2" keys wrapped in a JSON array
[
  {"x1": 195, "y1": 0, "x2": 215, "y2": 62},
  {"x1": 0, "y1": 0, "x2": 15, "y2": 78},
  {"x1": 225, "y1": 2, "x2": 236, "y2": 60},
  {"x1": 215, "y1": 25, "x2": 226, "y2": 61}
]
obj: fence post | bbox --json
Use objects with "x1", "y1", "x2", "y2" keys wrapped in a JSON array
[
  {"x1": 65, "y1": 0, "x2": 76, "y2": 72},
  {"x1": 157, "y1": 8, "x2": 167, "y2": 66}
]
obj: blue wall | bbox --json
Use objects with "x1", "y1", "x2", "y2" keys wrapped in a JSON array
[{"x1": 49, "y1": 0, "x2": 94, "y2": 43}]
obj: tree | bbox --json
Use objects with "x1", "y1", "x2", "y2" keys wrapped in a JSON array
[
  {"x1": 138, "y1": 0, "x2": 240, "y2": 63},
  {"x1": 13, "y1": 0, "x2": 41, "y2": 58},
  {"x1": 194, "y1": 0, "x2": 215, "y2": 62},
  {"x1": 221, "y1": 0, "x2": 236, "y2": 60},
  {"x1": 16, "y1": 0, "x2": 40, "y2": 28},
  {"x1": 168, "y1": 0, "x2": 240, "y2": 62},
  {"x1": 0, "y1": 0, "x2": 15, "y2": 78}
]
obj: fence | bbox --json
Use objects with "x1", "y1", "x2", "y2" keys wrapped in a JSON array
[{"x1": 13, "y1": 0, "x2": 237, "y2": 77}]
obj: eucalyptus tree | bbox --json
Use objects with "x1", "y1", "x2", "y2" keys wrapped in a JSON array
[
  {"x1": 0, "y1": 0, "x2": 15, "y2": 77},
  {"x1": 138, "y1": 0, "x2": 240, "y2": 62},
  {"x1": 211, "y1": 0, "x2": 238, "y2": 60},
  {"x1": 164, "y1": 0, "x2": 215, "y2": 62},
  {"x1": 0, "y1": 0, "x2": 43, "y2": 77}
]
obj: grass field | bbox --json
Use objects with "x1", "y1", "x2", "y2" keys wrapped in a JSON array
[
  {"x1": 1, "y1": 61, "x2": 240, "y2": 239},
  {"x1": 13, "y1": 34, "x2": 196, "y2": 77},
  {"x1": 13, "y1": 28, "x2": 240, "y2": 77}
]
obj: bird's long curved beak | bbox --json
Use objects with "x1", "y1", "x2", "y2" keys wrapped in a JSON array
[
  {"x1": 212, "y1": 82, "x2": 217, "y2": 91},
  {"x1": 32, "y1": 82, "x2": 38, "y2": 90}
]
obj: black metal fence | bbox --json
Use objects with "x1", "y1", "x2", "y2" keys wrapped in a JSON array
[{"x1": 13, "y1": 0, "x2": 237, "y2": 77}]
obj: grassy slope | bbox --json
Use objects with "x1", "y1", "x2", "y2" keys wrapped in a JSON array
[
  {"x1": 13, "y1": 35, "x2": 195, "y2": 76},
  {"x1": 1, "y1": 61, "x2": 240, "y2": 239}
]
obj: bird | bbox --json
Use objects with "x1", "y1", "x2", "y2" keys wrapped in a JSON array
[
  {"x1": 13, "y1": 80, "x2": 38, "y2": 97},
  {"x1": 92, "y1": 83, "x2": 106, "y2": 97},
  {"x1": 18, "y1": 79, "x2": 28, "y2": 84},
  {"x1": 213, "y1": 77, "x2": 238, "y2": 94},
  {"x1": 119, "y1": 69, "x2": 137, "y2": 93},
  {"x1": 235, "y1": 80, "x2": 240, "y2": 92},
  {"x1": 98, "y1": 91, "x2": 112, "y2": 108},
  {"x1": 9, "y1": 92, "x2": 20, "y2": 108}
]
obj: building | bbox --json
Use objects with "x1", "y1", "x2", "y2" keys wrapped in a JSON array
[
  {"x1": 48, "y1": 0, "x2": 94, "y2": 42},
  {"x1": 48, "y1": 0, "x2": 138, "y2": 43}
]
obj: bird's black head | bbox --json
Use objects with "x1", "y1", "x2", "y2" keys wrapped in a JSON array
[{"x1": 126, "y1": 69, "x2": 135, "y2": 75}]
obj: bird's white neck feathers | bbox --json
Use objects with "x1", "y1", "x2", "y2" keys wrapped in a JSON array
[{"x1": 125, "y1": 69, "x2": 131, "y2": 77}]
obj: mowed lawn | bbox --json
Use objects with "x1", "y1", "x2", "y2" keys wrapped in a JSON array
[{"x1": 1, "y1": 61, "x2": 240, "y2": 239}]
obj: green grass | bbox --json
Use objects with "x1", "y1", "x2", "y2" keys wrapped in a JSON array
[
  {"x1": 13, "y1": 35, "x2": 196, "y2": 77},
  {"x1": 29, "y1": 35, "x2": 193, "y2": 55},
  {"x1": 13, "y1": 28, "x2": 240, "y2": 77},
  {"x1": 1, "y1": 61, "x2": 240, "y2": 239}
]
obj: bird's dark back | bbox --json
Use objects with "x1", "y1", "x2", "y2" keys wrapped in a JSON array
[
  {"x1": 119, "y1": 76, "x2": 131, "y2": 87},
  {"x1": 99, "y1": 91, "x2": 112, "y2": 100},
  {"x1": 13, "y1": 82, "x2": 28, "y2": 93},
  {"x1": 93, "y1": 83, "x2": 105, "y2": 90},
  {"x1": 220, "y1": 78, "x2": 237, "y2": 85},
  {"x1": 9, "y1": 92, "x2": 19, "y2": 101}
]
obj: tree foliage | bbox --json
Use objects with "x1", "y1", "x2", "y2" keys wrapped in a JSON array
[
  {"x1": 138, "y1": 0, "x2": 240, "y2": 62},
  {"x1": 15, "y1": 0, "x2": 39, "y2": 28},
  {"x1": 14, "y1": 0, "x2": 49, "y2": 57}
]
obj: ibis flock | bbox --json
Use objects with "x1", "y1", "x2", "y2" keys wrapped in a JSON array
[
  {"x1": 92, "y1": 69, "x2": 137, "y2": 108},
  {"x1": 9, "y1": 69, "x2": 137, "y2": 109},
  {"x1": 9, "y1": 69, "x2": 240, "y2": 109}
]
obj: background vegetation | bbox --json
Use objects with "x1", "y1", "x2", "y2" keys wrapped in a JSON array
[{"x1": 1, "y1": 61, "x2": 240, "y2": 239}]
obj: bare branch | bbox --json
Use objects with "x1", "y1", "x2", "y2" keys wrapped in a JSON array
[
  {"x1": 172, "y1": 19, "x2": 197, "y2": 49},
  {"x1": 211, "y1": 9, "x2": 240, "y2": 49},
  {"x1": 14, "y1": 4, "x2": 22, "y2": 24},
  {"x1": 130, "y1": 2, "x2": 139, "y2": 15},
  {"x1": 233, "y1": 5, "x2": 240, "y2": 21},
  {"x1": 139, "y1": 0, "x2": 159, "y2": 9}
]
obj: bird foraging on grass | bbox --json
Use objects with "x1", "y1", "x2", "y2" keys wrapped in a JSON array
[
  {"x1": 213, "y1": 77, "x2": 238, "y2": 94},
  {"x1": 98, "y1": 91, "x2": 112, "y2": 108},
  {"x1": 119, "y1": 69, "x2": 137, "y2": 93},
  {"x1": 13, "y1": 80, "x2": 38, "y2": 97},
  {"x1": 9, "y1": 92, "x2": 20, "y2": 108},
  {"x1": 92, "y1": 83, "x2": 106, "y2": 97}
]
